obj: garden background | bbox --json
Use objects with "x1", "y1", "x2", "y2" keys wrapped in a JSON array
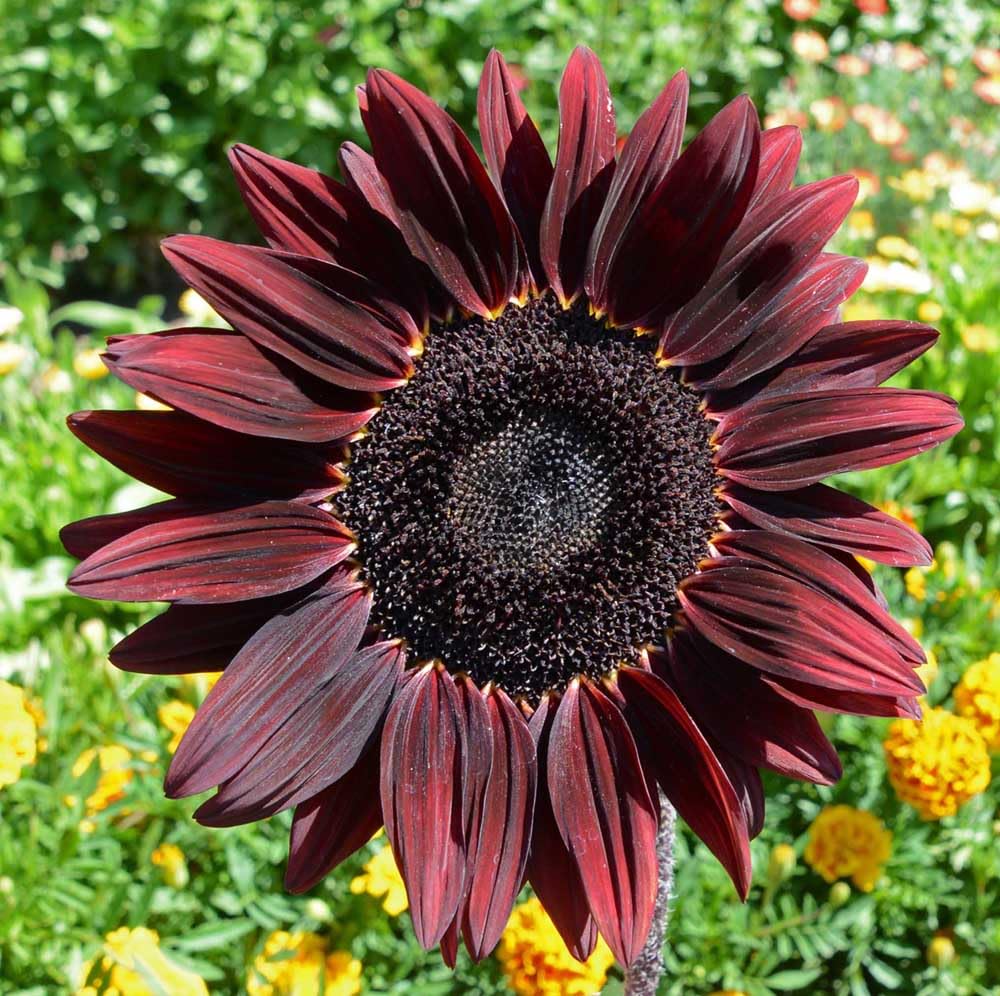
[{"x1": 1, "y1": 0, "x2": 998, "y2": 993}]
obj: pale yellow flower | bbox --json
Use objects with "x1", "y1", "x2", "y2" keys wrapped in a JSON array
[
  {"x1": 916, "y1": 300, "x2": 943, "y2": 323},
  {"x1": 803, "y1": 805, "x2": 891, "y2": 891},
  {"x1": 875, "y1": 236, "x2": 920, "y2": 264},
  {"x1": 959, "y1": 324, "x2": 999, "y2": 353},
  {"x1": 247, "y1": 930, "x2": 362, "y2": 996},
  {"x1": 0, "y1": 681, "x2": 39, "y2": 788},
  {"x1": 350, "y1": 843, "x2": 409, "y2": 916},
  {"x1": 791, "y1": 29, "x2": 829, "y2": 63},
  {"x1": 0, "y1": 342, "x2": 29, "y2": 376},
  {"x1": 73, "y1": 348, "x2": 109, "y2": 380},
  {"x1": 76, "y1": 926, "x2": 207, "y2": 996},
  {"x1": 888, "y1": 169, "x2": 936, "y2": 202},
  {"x1": 71, "y1": 745, "x2": 133, "y2": 814},
  {"x1": 134, "y1": 391, "x2": 172, "y2": 411},
  {"x1": 0, "y1": 305, "x2": 24, "y2": 336},
  {"x1": 152, "y1": 843, "x2": 189, "y2": 888},
  {"x1": 158, "y1": 700, "x2": 196, "y2": 753},
  {"x1": 846, "y1": 210, "x2": 875, "y2": 239}
]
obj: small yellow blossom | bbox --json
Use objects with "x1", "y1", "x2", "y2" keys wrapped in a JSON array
[
  {"x1": 954, "y1": 653, "x2": 1000, "y2": 750},
  {"x1": 158, "y1": 700, "x2": 196, "y2": 753},
  {"x1": 803, "y1": 805, "x2": 892, "y2": 891},
  {"x1": 134, "y1": 391, "x2": 172, "y2": 411},
  {"x1": 951, "y1": 216, "x2": 972, "y2": 237},
  {"x1": 875, "y1": 236, "x2": 920, "y2": 264},
  {"x1": 841, "y1": 296, "x2": 884, "y2": 323},
  {"x1": 916, "y1": 648, "x2": 939, "y2": 699},
  {"x1": 0, "y1": 341, "x2": 29, "y2": 376},
  {"x1": 247, "y1": 931, "x2": 361, "y2": 996},
  {"x1": 38, "y1": 365, "x2": 73, "y2": 393},
  {"x1": 960, "y1": 323, "x2": 999, "y2": 352},
  {"x1": 884, "y1": 709, "x2": 991, "y2": 818},
  {"x1": 71, "y1": 745, "x2": 133, "y2": 814},
  {"x1": 888, "y1": 169, "x2": 937, "y2": 202},
  {"x1": 767, "y1": 843, "x2": 797, "y2": 885},
  {"x1": 948, "y1": 178, "x2": 993, "y2": 216},
  {"x1": 905, "y1": 566, "x2": 929, "y2": 601},
  {"x1": 791, "y1": 29, "x2": 829, "y2": 63},
  {"x1": 181, "y1": 671, "x2": 223, "y2": 699},
  {"x1": 926, "y1": 933, "x2": 956, "y2": 968},
  {"x1": 862, "y1": 258, "x2": 932, "y2": 295},
  {"x1": 846, "y1": 210, "x2": 875, "y2": 238},
  {"x1": 916, "y1": 300, "x2": 944, "y2": 323},
  {"x1": 498, "y1": 897, "x2": 615, "y2": 996},
  {"x1": 0, "y1": 305, "x2": 24, "y2": 336},
  {"x1": 73, "y1": 348, "x2": 109, "y2": 380},
  {"x1": 77, "y1": 926, "x2": 207, "y2": 996},
  {"x1": 152, "y1": 843, "x2": 189, "y2": 888},
  {"x1": 809, "y1": 96, "x2": 848, "y2": 132},
  {"x1": 0, "y1": 681, "x2": 40, "y2": 788},
  {"x1": 350, "y1": 843, "x2": 409, "y2": 916}
]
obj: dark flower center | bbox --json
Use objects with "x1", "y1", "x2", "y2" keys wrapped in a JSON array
[{"x1": 338, "y1": 294, "x2": 720, "y2": 702}]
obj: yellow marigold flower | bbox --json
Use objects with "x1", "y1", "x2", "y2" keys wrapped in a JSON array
[
  {"x1": 135, "y1": 391, "x2": 172, "y2": 411},
  {"x1": 840, "y1": 296, "x2": 884, "y2": 323},
  {"x1": 846, "y1": 210, "x2": 875, "y2": 238},
  {"x1": 916, "y1": 300, "x2": 944, "y2": 323},
  {"x1": 809, "y1": 96, "x2": 848, "y2": 132},
  {"x1": 916, "y1": 648, "x2": 939, "y2": 699},
  {"x1": 875, "y1": 236, "x2": 920, "y2": 264},
  {"x1": 888, "y1": 169, "x2": 936, "y2": 202},
  {"x1": 73, "y1": 348, "x2": 109, "y2": 380},
  {"x1": 0, "y1": 341, "x2": 29, "y2": 376},
  {"x1": 152, "y1": 842, "x2": 189, "y2": 888},
  {"x1": 926, "y1": 933, "x2": 956, "y2": 968},
  {"x1": 850, "y1": 169, "x2": 880, "y2": 204},
  {"x1": 76, "y1": 926, "x2": 208, "y2": 996},
  {"x1": 498, "y1": 896, "x2": 615, "y2": 996},
  {"x1": 791, "y1": 29, "x2": 829, "y2": 64},
  {"x1": 247, "y1": 930, "x2": 362, "y2": 996},
  {"x1": 954, "y1": 653, "x2": 1000, "y2": 750},
  {"x1": 803, "y1": 805, "x2": 892, "y2": 891},
  {"x1": 835, "y1": 54, "x2": 870, "y2": 77},
  {"x1": 181, "y1": 671, "x2": 223, "y2": 699},
  {"x1": 878, "y1": 500, "x2": 918, "y2": 531},
  {"x1": 884, "y1": 709, "x2": 991, "y2": 819},
  {"x1": 71, "y1": 745, "x2": 133, "y2": 814},
  {"x1": 158, "y1": 700, "x2": 196, "y2": 753},
  {"x1": 951, "y1": 216, "x2": 972, "y2": 236},
  {"x1": 904, "y1": 566, "x2": 928, "y2": 601},
  {"x1": 0, "y1": 681, "x2": 40, "y2": 788},
  {"x1": 960, "y1": 323, "x2": 999, "y2": 352},
  {"x1": 350, "y1": 843, "x2": 409, "y2": 916}
]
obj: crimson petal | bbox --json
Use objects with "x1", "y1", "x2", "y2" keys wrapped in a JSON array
[
  {"x1": 462, "y1": 687, "x2": 536, "y2": 962},
  {"x1": 380, "y1": 664, "x2": 469, "y2": 948},
  {"x1": 721, "y1": 482, "x2": 932, "y2": 567},
  {"x1": 68, "y1": 502, "x2": 354, "y2": 604},
  {"x1": 661, "y1": 175, "x2": 858, "y2": 366},
  {"x1": 364, "y1": 69, "x2": 519, "y2": 318},
  {"x1": 61, "y1": 499, "x2": 199, "y2": 560},
  {"x1": 195, "y1": 638, "x2": 408, "y2": 828},
  {"x1": 679, "y1": 564, "x2": 923, "y2": 696},
  {"x1": 714, "y1": 387, "x2": 962, "y2": 491},
  {"x1": 617, "y1": 666, "x2": 752, "y2": 898},
  {"x1": 165, "y1": 576, "x2": 370, "y2": 797},
  {"x1": 161, "y1": 236, "x2": 413, "y2": 391},
  {"x1": 67, "y1": 410, "x2": 343, "y2": 501},
  {"x1": 338, "y1": 141, "x2": 399, "y2": 225},
  {"x1": 747, "y1": 126, "x2": 802, "y2": 210},
  {"x1": 605, "y1": 96, "x2": 759, "y2": 329},
  {"x1": 765, "y1": 674, "x2": 921, "y2": 719},
  {"x1": 285, "y1": 748, "x2": 382, "y2": 894},
  {"x1": 586, "y1": 70, "x2": 689, "y2": 313},
  {"x1": 526, "y1": 696, "x2": 599, "y2": 962},
  {"x1": 547, "y1": 679, "x2": 658, "y2": 967},
  {"x1": 478, "y1": 49, "x2": 554, "y2": 294},
  {"x1": 539, "y1": 46, "x2": 616, "y2": 306},
  {"x1": 103, "y1": 330, "x2": 377, "y2": 443}
]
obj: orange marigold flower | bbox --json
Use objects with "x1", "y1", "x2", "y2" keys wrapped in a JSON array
[
  {"x1": 835, "y1": 54, "x2": 871, "y2": 77},
  {"x1": 791, "y1": 29, "x2": 829, "y2": 63},
  {"x1": 763, "y1": 107, "x2": 809, "y2": 130},
  {"x1": 810, "y1": 96, "x2": 848, "y2": 132},
  {"x1": 854, "y1": 0, "x2": 887, "y2": 13},
  {"x1": 954, "y1": 653, "x2": 1000, "y2": 751},
  {"x1": 803, "y1": 805, "x2": 891, "y2": 891},
  {"x1": 972, "y1": 48, "x2": 1000, "y2": 76},
  {"x1": 973, "y1": 76, "x2": 1000, "y2": 106},
  {"x1": 783, "y1": 0, "x2": 820, "y2": 21},
  {"x1": 893, "y1": 42, "x2": 929, "y2": 72}
]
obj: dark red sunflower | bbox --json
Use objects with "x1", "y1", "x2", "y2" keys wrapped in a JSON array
[{"x1": 63, "y1": 48, "x2": 961, "y2": 968}]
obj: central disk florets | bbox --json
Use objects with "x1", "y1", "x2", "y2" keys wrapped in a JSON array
[{"x1": 338, "y1": 294, "x2": 719, "y2": 702}]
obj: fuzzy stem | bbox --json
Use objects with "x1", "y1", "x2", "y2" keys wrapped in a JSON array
[{"x1": 624, "y1": 793, "x2": 675, "y2": 996}]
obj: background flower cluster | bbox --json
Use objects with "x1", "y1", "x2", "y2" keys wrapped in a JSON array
[{"x1": 1, "y1": 1, "x2": 997, "y2": 993}]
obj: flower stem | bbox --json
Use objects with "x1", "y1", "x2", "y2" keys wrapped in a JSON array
[{"x1": 624, "y1": 793, "x2": 675, "y2": 996}]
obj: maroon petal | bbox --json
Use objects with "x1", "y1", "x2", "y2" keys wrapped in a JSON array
[
  {"x1": 285, "y1": 748, "x2": 382, "y2": 894},
  {"x1": 679, "y1": 564, "x2": 924, "y2": 696},
  {"x1": 539, "y1": 47, "x2": 616, "y2": 306},
  {"x1": 338, "y1": 141, "x2": 399, "y2": 225},
  {"x1": 380, "y1": 664, "x2": 469, "y2": 948},
  {"x1": 61, "y1": 499, "x2": 199, "y2": 560},
  {"x1": 526, "y1": 696, "x2": 599, "y2": 962},
  {"x1": 547, "y1": 679, "x2": 658, "y2": 967},
  {"x1": 714, "y1": 387, "x2": 962, "y2": 491},
  {"x1": 721, "y1": 482, "x2": 932, "y2": 567},
  {"x1": 462, "y1": 687, "x2": 536, "y2": 962},
  {"x1": 68, "y1": 502, "x2": 354, "y2": 604},
  {"x1": 664, "y1": 630, "x2": 842, "y2": 784},
  {"x1": 715, "y1": 749, "x2": 765, "y2": 839},
  {"x1": 661, "y1": 175, "x2": 858, "y2": 366},
  {"x1": 195, "y1": 639, "x2": 407, "y2": 827},
  {"x1": 767, "y1": 672, "x2": 920, "y2": 719},
  {"x1": 604, "y1": 96, "x2": 759, "y2": 329},
  {"x1": 67, "y1": 410, "x2": 344, "y2": 501},
  {"x1": 747, "y1": 126, "x2": 802, "y2": 210},
  {"x1": 228, "y1": 143, "x2": 429, "y2": 327},
  {"x1": 586, "y1": 70, "x2": 688, "y2": 314},
  {"x1": 165, "y1": 576, "x2": 370, "y2": 797},
  {"x1": 616, "y1": 666, "x2": 752, "y2": 899},
  {"x1": 103, "y1": 330, "x2": 377, "y2": 443},
  {"x1": 695, "y1": 254, "x2": 867, "y2": 397},
  {"x1": 478, "y1": 49, "x2": 554, "y2": 294},
  {"x1": 364, "y1": 69, "x2": 519, "y2": 319},
  {"x1": 161, "y1": 236, "x2": 413, "y2": 391}
]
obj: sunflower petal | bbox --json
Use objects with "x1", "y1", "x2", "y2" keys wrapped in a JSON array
[
  {"x1": 103, "y1": 330, "x2": 377, "y2": 443},
  {"x1": 61, "y1": 499, "x2": 199, "y2": 560},
  {"x1": 363, "y1": 69, "x2": 518, "y2": 318},
  {"x1": 539, "y1": 46, "x2": 616, "y2": 306},
  {"x1": 285, "y1": 748, "x2": 383, "y2": 894},
  {"x1": 380, "y1": 665, "x2": 469, "y2": 948},
  {"x1": 547, "y1": 679, "x2": 658, "y2": 967},
  {"x1": 338, "y1": 141, "x2": 399, "y2": 224},
  {"x1": 765, "y1": 675, "x2": 921, "y2": 719},
  {"x1": 747, "y1": 126, "x2": 802, "y2": 210},
  {"x1": 68, "y1": 502, "x2": 354, "y2": 604},
  {"x1": 714, "y1": 387, "x2": 962, "y2": 490},
  {"x1": 617, "y1": 666, "x2": 752, "y2": 898}
]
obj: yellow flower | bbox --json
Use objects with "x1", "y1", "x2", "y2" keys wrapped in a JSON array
[
  {"x1": 158, "y1": 700, "x2": 196, "y2": 753},
  {"x1": 0, "y1": 341, "x2": 29, "y2": 376},
  {"x1": 181, "y1": 671, "x2": 223, "y2": 699},
  {"x1": 862, "y1": 258, "x2": 932, "y2": 295},
  {"x1": 840, "y1": 296, "x2": 884, "y2": 323},
  {"x1": 926, "y1": 933, "x2": 956, "y2": 968},
  {"x1": 803, "y1": 805, "x2": 892, "y2": 891},
  {"x1": 350, "y1": 843, "x2": 409, "y2": 916},
  {"x1": 954, "y1": 653, "x2": 1000, "y2": 750},
  {"x1": 0, "y1": 305, "x2": 24, "y2": 335},
  {"x1": 498, "y1": 897, "x2": 615, "y2": 995},
  {"x1": 134, "y1": 391, "x2": 172, "y2": 411},
  {"x1": 875, "y1": 236, "x2": 920, "y2": 263},
  {"x1": 73, "y1": 348, "x2": 109, "y2": 380},
  {"x1": 151, "y1": 843, "x2": 189, "y2": 888},
  {"x1": 77, "y1": 926, "x2": 208, "y2": 996},
  {"x1": 767, "y1": 843, "x2": 797, "y2": 886},
  {"x1": 888, "y1": 169, "x2": 937, "y2": 202},
  {"x1": 916, "y1": 648, "x2": 939, "y2": 700},
  {"x1": 38, "y1": 364, "x2": 73, "y2": 394},
  {"x1": 247, "y1": 930, "x2": 362, "y2": 996},
  {"x1": 0, "y1": 681, "x2": 40, "y2": 788},
  {"x1": 884, "y1": 709, "x2": 991, "y2": 819},
  {"x1": 948, "y1": 178, "x2": 993, "y2": 216},
  {"x1": 959, "y1": 323, "x2": 999, "y2": 352},
  {"x1": 71, "y1": 745, "x2": 133, "y2": 815},
  {"x1": 791, "y1": 29, "x2": 829, "y2": 63},
  {"x1": 951, "y1": 216, "x2": 972, "y2": 236},
  {"x1": 846, "y1": 210, "x2": 876, "y2": 238},
  {"x1": 916, "y1": 300, "x2": 944, "y2": 323},
  {"x1": 904, "y1": 566, "x2": 928, "y2": 601}
]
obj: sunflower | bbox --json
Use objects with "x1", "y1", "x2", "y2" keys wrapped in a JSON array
[{"x1": 63, "y1": 48, "x2": 961, "y2": 968}]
